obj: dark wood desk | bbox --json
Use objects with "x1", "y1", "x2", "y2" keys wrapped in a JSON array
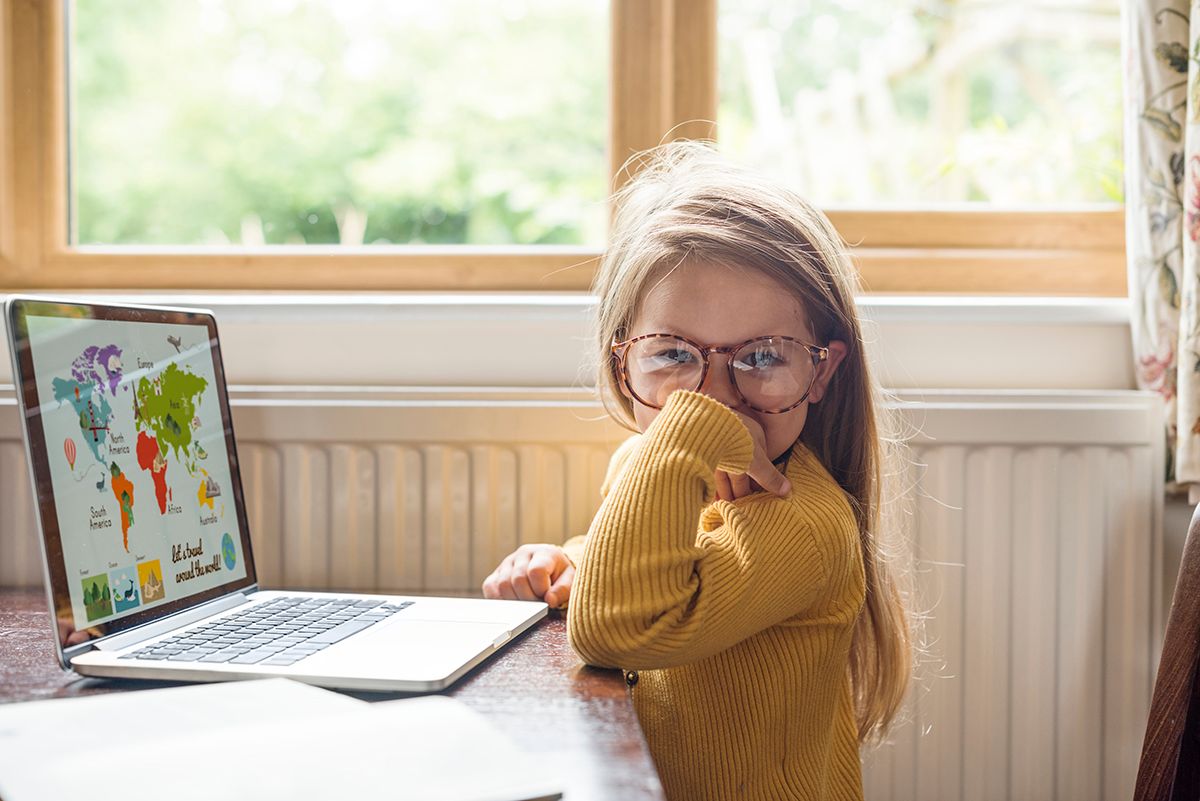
[{"x1": 0, "y1": 588, "x2": 665, "y2": 801}]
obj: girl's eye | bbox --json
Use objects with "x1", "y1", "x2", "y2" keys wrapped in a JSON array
[
  {"x1": 654, "y1": 348, "x2": 696, "y2": 366},
  {"x1": 738, "y1": 345, "x2": 785, "y2": 370}
]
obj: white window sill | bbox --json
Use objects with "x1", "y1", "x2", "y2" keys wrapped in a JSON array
[{"x1": 0, "y1": 292, "x2": 1134, "y2": 390}]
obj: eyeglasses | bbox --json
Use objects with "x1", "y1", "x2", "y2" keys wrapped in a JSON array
[{"x1": 611, "y1": 333, "x2": 829, "y2": 414}]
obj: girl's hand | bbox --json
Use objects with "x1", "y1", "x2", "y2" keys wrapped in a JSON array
[
  {"x1": 714, "y1": 410, "x2": 791, "y2": 500},
  {"x1": 714, "y1": 469, "x2": 764, "y2": 501},
  {"x1": 481, "y1": 543, "x2": 575, "y2": 608}
]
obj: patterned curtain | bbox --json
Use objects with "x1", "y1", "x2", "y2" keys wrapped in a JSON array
[{"x1": 1126, "y1": 0, "x2": 1200, "y2": 488}]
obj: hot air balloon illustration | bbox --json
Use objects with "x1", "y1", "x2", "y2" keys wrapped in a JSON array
[{"x1": 64, "y1": 438, "x2": 76, "y2": 471}]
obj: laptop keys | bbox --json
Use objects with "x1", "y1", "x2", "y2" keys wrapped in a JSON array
[
  {"x1": 308, "y1": 619, "x2": 374, "y2": 644},
  {"x1": 119, "y1": 596, "x2": 413, "y2": 664}
]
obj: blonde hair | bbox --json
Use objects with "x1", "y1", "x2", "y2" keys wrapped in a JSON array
[{"x1": 592, "y1": 141, "x2": 912, "y2": 743}]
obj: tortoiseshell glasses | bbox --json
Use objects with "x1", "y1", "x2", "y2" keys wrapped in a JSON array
[{"x1": 611, "y1": 333, "x2": 829, "y2": 414}]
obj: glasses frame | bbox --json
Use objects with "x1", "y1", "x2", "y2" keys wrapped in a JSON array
[{"x1": 611, "y1": 332, "x2": 830, "y2": 414}]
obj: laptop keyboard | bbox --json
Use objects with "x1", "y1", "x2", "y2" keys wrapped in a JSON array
[{"x1": 119, "y1": 596, "x2": 413, "y2": 667}]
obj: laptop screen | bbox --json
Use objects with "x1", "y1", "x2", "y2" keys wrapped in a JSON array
[{"x1": 8, "y1": 300, "x2": 257, "y2": 654}]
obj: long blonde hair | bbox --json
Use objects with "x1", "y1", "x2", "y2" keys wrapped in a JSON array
[{"x1": 592, "y1": 141, "x2": 912, "y2": 743}]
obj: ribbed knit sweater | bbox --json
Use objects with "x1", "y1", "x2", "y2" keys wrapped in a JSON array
[{"x1": 565, "y1": 390, "x2": 866, "y2": 801}]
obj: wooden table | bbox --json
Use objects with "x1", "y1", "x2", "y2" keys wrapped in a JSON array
[{"x1": 0, "y1": 588, "x2": 665, "y2": 801}]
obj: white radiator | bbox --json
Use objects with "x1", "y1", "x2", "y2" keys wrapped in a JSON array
[
  {"x1": 0, "y1": 387, "x2": 1163, "y2": 801},
  {"x1": 861, "y1": 391, "x2": 1162, "y2": 801}
]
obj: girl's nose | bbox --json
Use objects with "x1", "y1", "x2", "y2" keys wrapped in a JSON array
[{"x1": 697, "y1": 355, "x2": 741, "y2": 408}]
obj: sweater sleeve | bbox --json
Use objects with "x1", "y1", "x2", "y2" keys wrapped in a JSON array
[{"x1": 567, "y1": 390, "x2": 831, "y2": 669}]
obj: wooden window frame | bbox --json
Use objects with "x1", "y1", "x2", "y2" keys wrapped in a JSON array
[{"x1": 0, "y1": 0, "x2": 1124, "y2": 294}]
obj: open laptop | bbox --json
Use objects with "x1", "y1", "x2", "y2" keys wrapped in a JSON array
[{"x1": 4, "y1": 296, "x2": 547, "y2": 692}]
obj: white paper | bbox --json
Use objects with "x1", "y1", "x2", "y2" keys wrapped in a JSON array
[
  {"x1": 0, "y1": 681, "x2": 560, "y2": 801},
  {"x1": 0, "y1": 677, "x2": 362, "y2": 747}
]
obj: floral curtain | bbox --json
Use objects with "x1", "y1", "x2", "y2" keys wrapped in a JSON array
[{"x1": 1126, "y1": 0, "x2": 1200, "y2": 488}]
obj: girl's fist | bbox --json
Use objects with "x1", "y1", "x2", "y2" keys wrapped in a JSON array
[{"x1": 481, "y1": 544, "x2": 575, "y2": 608}]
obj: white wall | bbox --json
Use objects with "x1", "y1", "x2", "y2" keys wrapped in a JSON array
[{"x1": 0, "y1": 292, "x2": 1134, "y2": 389}]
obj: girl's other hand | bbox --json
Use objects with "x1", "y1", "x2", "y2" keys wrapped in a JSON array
[
  {"x1": 713, "y1": 410, "x2": 791, "y2": 500},
  {"x1": 714, "y1": 468, "x2": 765, "y2": 501},
  {"x1": 481, "y1": 543, "x2": 575, "y2": 608}
]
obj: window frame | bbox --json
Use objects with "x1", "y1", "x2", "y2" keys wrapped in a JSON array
[{"x1": 0, "y1": 0, "x2": 1125, "y2": 294}]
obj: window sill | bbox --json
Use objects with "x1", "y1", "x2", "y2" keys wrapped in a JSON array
[{"x1": 0, "y1": 292, "x2": 1133, "y2": 390}]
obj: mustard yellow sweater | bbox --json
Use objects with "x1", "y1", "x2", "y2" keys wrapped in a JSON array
[{"x1": 565, "y1": 391, "x2": 866, "y2": 801}]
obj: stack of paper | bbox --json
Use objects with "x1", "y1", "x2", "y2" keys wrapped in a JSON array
[{"x1": 0, "y1": 679, "x2": 561, "y2": 801}]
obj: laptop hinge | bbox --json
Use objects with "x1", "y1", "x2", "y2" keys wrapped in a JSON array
[{"x1": 92, "y1": 592, "x2": 251, "y2": 652}]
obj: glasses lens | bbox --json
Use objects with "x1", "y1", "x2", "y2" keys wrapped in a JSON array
[
  {"x1": 731, "y1": 338, "x2": 817, "y2": 412},
  {"x1": 625, "y1": 336, "x2": 705, "y2": 407}
]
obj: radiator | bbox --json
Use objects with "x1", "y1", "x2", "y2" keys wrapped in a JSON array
[
  {"x1": 862, "y1": 390, "x2": 1162, "y2": 801},
  {"x1": 0, "y1": 387, "x2": 1163, "y2": 801}
]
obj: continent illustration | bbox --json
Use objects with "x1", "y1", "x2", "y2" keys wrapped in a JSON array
[
  {"x1": 72, "y1": 344, "x2": 124, "y2": 396},
  {"x1": 136, "y1": 431, "x2": 169, "y2": 514},
  {"x1": 197, "y1": 471, "x2": 220, "y2": 510},
  {"x1": 133, "y1": 364, "x2": 209, "y2": 475},
  {"x1": 50, "y1": 344, "x2": 124, "y2": 479},
  {"x1": 109, "y1": 462, "x2": 135, "y2": 552}
]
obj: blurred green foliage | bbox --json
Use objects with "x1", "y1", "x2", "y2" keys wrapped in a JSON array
[
  {"x1": 718, "y1": 0, "x2": 1123, "y2": 205},
  {"x1": 73, "y1": 0, "x2": 1121, "y2": 247},
  {"x1": 72, "y1": 0, "x2": 608, "y2": 246}
]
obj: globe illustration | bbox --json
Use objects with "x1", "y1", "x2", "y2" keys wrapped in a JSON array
[{"x1": 221, "y1": 532, "x2": 236, "y2": 570}]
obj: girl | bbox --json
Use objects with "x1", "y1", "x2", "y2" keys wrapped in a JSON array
[{"x1": 482, "y1": 142, "x2": 911, "y2": 801}]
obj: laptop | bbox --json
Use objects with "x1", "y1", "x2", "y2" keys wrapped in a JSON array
[{"x1": 4, "y1": 296, "x2": 547, "y2": 692}]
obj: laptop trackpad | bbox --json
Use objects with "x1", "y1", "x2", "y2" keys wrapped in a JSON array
[{"x1": 302, "y1": 619, "x2": 505, "y2": 680}]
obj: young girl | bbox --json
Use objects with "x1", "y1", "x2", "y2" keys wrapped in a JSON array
[{"x1": 482, "y1": 142, "x2": 911, "y2": 801}]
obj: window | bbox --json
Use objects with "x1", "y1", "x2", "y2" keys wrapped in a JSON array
[
  {"x1": 718, "y1": 0, "x2": 1121, "y2": 205},
  {"x1": 71, "y1": 1, "x2": 608, "y2": 247},
  {"x1": 0, "y1": 0, "x2": 1124, "y2": 294},
  {"x1": 715, "y1": 0, "x2": 1125, "y2": 296}
]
